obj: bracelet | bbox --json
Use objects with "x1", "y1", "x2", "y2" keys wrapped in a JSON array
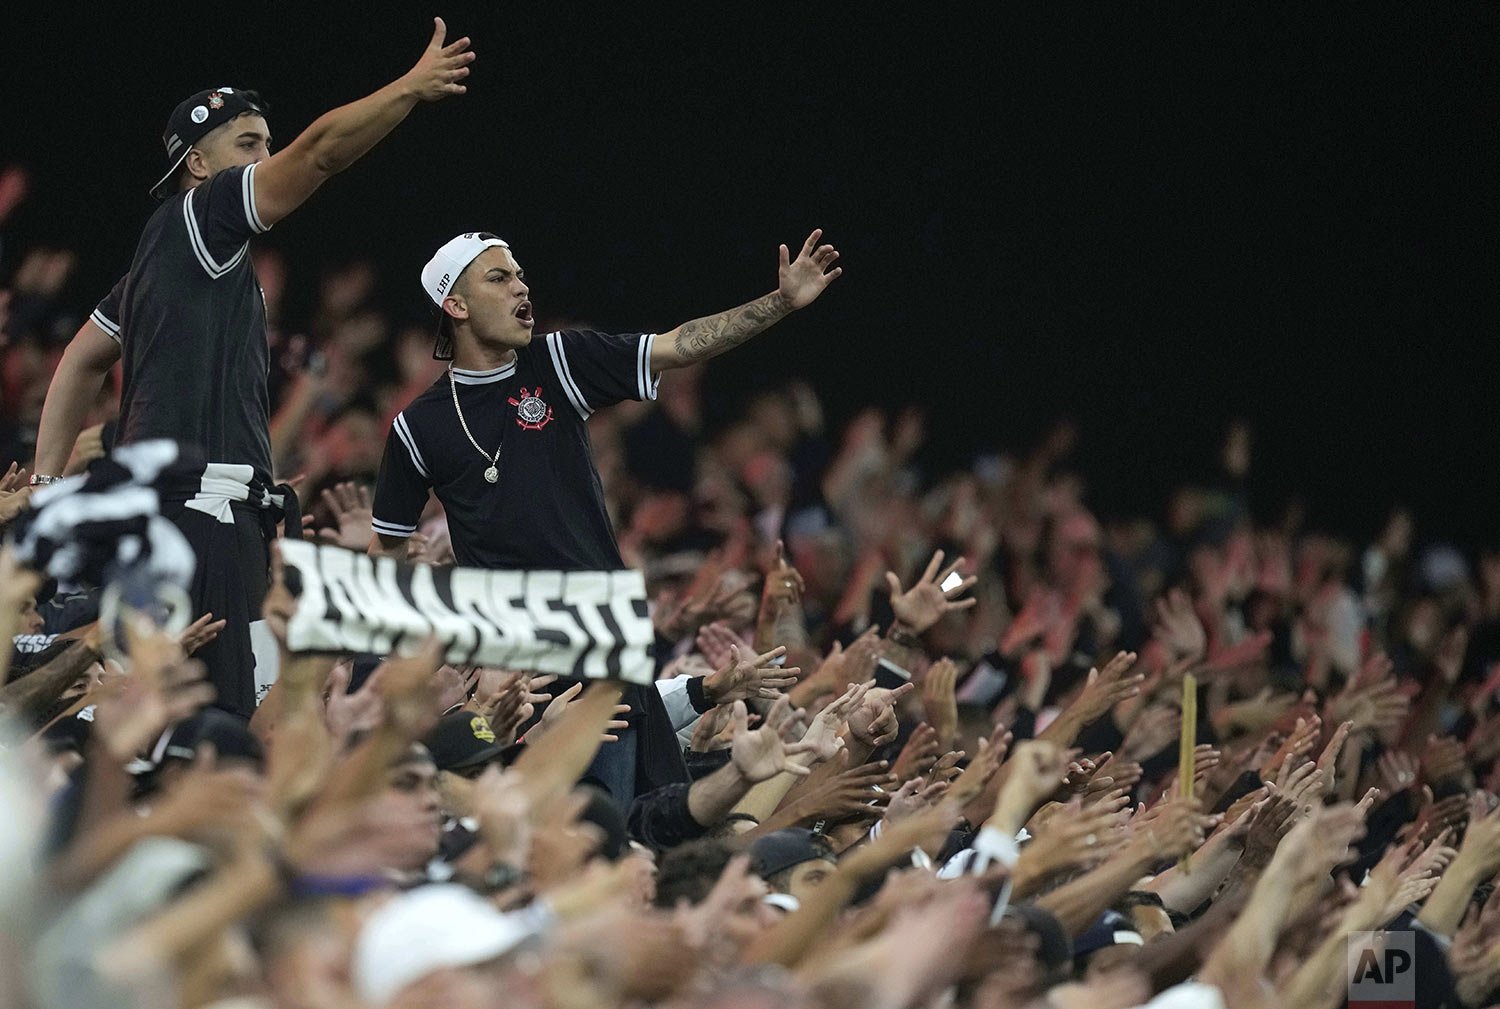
[
  {"x1": 290, "y1": 872, "x2": 389, "y2": 898},
  {"x1": 28, "y1": 474, "x2": 59, "y2": 487},
  {"x1": 886, "y1": 625, "x2": 923, "y2": 650}
]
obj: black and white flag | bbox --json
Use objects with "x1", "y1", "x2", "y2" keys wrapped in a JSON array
[{"x1": 278, "y1": 541, "x2": 655, "y2": 686}]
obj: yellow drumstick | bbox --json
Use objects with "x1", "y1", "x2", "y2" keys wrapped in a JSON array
[{"x1": 1179, "y1": 673, "x2": 1197, "y2": 873}]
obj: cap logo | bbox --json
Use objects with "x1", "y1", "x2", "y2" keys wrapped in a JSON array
[
  {"x1": 208, "y1": 91, "x2": 225, "y2": 110},
  {"x1": 469, "y1": 716, "x2": 496, "y2": 743},
  {"x1": 217, "y1": 86, "x2": 235, "y2": 94},
  {"x1": 190, "y1": 105, "x2": 209, "y2": 124},
  {"x1": 436, "y1": 272, "x2": 452, "y2": 295}
]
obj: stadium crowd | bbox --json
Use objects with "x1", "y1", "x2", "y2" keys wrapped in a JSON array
[{"x1": 5, "y1": 136, "x2": 1500, "y2": 1009}]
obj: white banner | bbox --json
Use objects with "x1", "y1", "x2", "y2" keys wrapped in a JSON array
[{"x1": 278, "y1": 541, "x2": 655, "y2": 685}]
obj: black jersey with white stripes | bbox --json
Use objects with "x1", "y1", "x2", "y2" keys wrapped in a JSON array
[
  {"x1": 372, "y1": 330, "x2": 661, "y2": 571},
  {"x1": 111, "y1": 163, "x2": 273, "y2": 482}
]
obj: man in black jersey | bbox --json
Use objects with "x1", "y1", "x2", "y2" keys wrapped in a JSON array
[
  {"x1": 369, "y1": 230, "x2": 841, "y2": 798},
  {"x1": 31, "y1": 19, "x2": 476, "y2": 716}
]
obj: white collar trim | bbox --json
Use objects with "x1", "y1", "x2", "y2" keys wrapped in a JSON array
[{"x1": 450, "y1": 361, "x2": 517, "y2": 385}]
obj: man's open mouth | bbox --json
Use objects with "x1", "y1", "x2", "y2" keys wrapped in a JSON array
[{"x1": 515, "y1": 301, "x2": 534, "y2": 326}]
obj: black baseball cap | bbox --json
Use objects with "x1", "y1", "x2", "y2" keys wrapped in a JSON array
[
  {"x1": 150, "y1": 87, "x2": 268, "y2": 199},
  {"x1": 1073, "y1": 910, "x2": 1144, "y2": 964},
  {"x1": 150, "y1": 708, "x2": 265, "y2": 769},
  {"x1": 422, "y1": 710, "x2": 506, "y2": 773},
  {"x1": 747, "y1": 828, "x2": 836, "y2": 880}
]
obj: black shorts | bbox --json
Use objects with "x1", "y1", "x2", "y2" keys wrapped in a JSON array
[{"x1": 159, "y1": 500, "x2": 272, "y2": 718}]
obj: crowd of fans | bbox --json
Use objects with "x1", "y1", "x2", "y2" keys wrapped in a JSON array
[{"x1": 6, "y1": 167, "x2": 1500, "y2": 1009}]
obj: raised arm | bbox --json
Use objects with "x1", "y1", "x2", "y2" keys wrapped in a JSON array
[
  {"x1": 251, "y1": 18, "x2": 473, "y2": 228},
  {"x1": 649, "y1": 230, "x2": 841, "y2": 370},
  {"x1": 33, "y1": 317, "x2": 120, "y2": 479}
]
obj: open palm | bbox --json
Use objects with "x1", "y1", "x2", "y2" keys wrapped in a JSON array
[{"x1": 778, "y1": 229, "x2": 843, "y2": 310}]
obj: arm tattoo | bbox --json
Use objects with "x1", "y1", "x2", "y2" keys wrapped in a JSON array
[{"x1": 672, "y1": 292, "x2": 790, "y2": 364}]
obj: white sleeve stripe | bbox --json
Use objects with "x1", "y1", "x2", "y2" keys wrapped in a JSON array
[
  {"x1": 636, "y1": 334, "x2": 649, "y2": 401},
  {"x1": 371, "y1": 518, "x2": 417, "y2": 536},
  {"x1": 392, "y1": 413, "x2": 430, "y2": 478},
  {"x1": 181, "y1": 189, "x2": 247, "y2": 279},
  {"x1": 545, "y1": 332, "x2": 593, "y2": 419},
  {"x1": 242, "y1": 163, "x2": 269, "y2": 233},
  {"x1": 639, "y1": 333, "x2": 661, "y2": 401},
  {"x1": 89, "y1": 309, "x2": 121, "y2": 339}
]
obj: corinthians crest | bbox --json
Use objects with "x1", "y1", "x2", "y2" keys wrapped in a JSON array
[{"x1": 508, "y1": 387, "x2": 554, "y2": 430}]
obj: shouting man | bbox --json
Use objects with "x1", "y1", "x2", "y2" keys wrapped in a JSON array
[{"x1": 369, "y1": 229, "x2": 842, "y2": 798}]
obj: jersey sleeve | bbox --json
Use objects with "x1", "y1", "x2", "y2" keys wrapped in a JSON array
[
  {"x1": 179, "y1": 163, "x2": 269, "y2": 279},
  {"x1": 371, "y1": 411, "x2": 432, "y2": 539},
  {"x1": 541, "y1": 329, "x2": 661, "y2": 419},
  {"x1": 90, "y1": 274, "x2": 128, "y2": 344}
]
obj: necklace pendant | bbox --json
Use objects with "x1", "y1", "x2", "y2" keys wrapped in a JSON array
[{"x1": 484, "y1": 466, "x2": 499, "y2": 484}]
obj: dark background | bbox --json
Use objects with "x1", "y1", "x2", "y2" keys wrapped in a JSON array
[{"x1": 3, "y1": 3, "x2": 1497, "y2": 545}]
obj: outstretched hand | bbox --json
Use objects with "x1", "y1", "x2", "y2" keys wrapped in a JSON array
[
  {"x1": 306, "y1": 481, "x2": 375, "y2": 551},
  {"x1": 403, "y1": 17, "x2": 475, "y2": 101},
  {"x1": 777, "y1": 229, "x2": 842, "y2": 311},
  {"x1": 886, "y1": 549, "x2": 978, "y2": 636},
  {"x1": 705, "y1": 643, "x2": 800, "y2": 705},
  {"x1": 729, "y1": 697, "x2": 819, "y2": 782}
]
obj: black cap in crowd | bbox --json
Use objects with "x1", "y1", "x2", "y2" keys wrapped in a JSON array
[
  {"x1": 152, "y1": 708, "x2": 265, "y2": 769},
  {"x1": 150, "y1": 87, "x2": 267, "y2": 199},
  {"x1": 1072, "y1": 910, "x2": 1144, "y2": 965},
  {"x1": 747, "y1": 828, "x2": 836, "y2": 879},
  {"x1": 422, "y1": 711, "x2": 506, "y2": 773}
]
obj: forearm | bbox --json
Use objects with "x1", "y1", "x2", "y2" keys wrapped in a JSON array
[
  {"x1": 1281, "y1": 925, "x2": 1362, "y2": 1009},
  {"x1": 269, "y1": 374, "x2": 323, "y2": 474},
  {"x1": 743, "y1": 875, "x2": 857, "y2": 967},
  {"x1": 1145, "y1": 832, "x2": 1242, "y2": 913},
  {"x1": 746, "y1": 796, "x2": 815, "y2": 837},
  {"x1": 829, "y1": 551, "x2": 883, "y2": 628},
  {"x1": 686, "y1": 762, "x2": 754, "y2": 827},
  {"x1": 655, "y1": 292, "x2": 791, "y2": 369},
  {"x1": 756, "y1": 598, "x2": 807, "y2": 654},
  {"x1": 35, "y1": 341, "x2": 113, "y2": 476},
  {"x1": 1201, "y1": 864, "x2": 1295, "y2": 984},
  {"x1": 1036, "y1": 709, "x2": 1085, "y2": 749},
  {"x1": 1334, "y1": 741, "x2": 1362, "y2": 802},
  {"x1": 1399, "y1": 679, "x2": 1449, "y2": 751},
  {"x1": 1417, "y1": 858, "x2": 1487, "y2": 936},
  {"x1": 298, "y1": 81, "x2": 420, "y2": 177},
  {"x1": 985, "y1": 784, "x2": 1039, "y2": 839},
  {"x1": 0, "y1": 640, "x2": 98, "y2": 726},
  {"x1": 320, "y1": 729, "x2": 410, "y2": 806},
  {"x1": 1132, "y1": 892, "x2": 1246, "y2": 992},
  {"x1": 54, "y1": 737, "x2": 139, "y2": 886},
  {"x1": 731, "y1": 771, "x2": 799, "y2": 823},
  {"x1": 49, "y1": 810, "x2": 160, "y2": 892},
  {"x1": 1036, "y1": 847, "x2": 1156, "y2": 934},
  {"x1": 104, "y1": 851, "x2": 283, "y2": 972}
]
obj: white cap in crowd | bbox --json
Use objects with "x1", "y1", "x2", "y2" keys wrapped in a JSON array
[{"x1": 353, "y1": 884, "x2": 534, "y2": 1004}]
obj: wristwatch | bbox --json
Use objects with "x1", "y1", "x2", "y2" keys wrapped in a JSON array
[
  {"x1": 28, "y1": 474, "x2": 59, "y2": 487},
  {"x1": 886, "y1": 624, "x2": 923, "y2": 650},
  {"x1": 481, "y1": 860, "x2": 527, "y2": 892}
]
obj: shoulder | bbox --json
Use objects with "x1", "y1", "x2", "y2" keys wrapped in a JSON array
[
  {"x1": 400, "y1": 379, "x2": 453, "y2": 424},
  {"x1": 535, "y1": 328, "x2": 633, "y2": 368}
]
